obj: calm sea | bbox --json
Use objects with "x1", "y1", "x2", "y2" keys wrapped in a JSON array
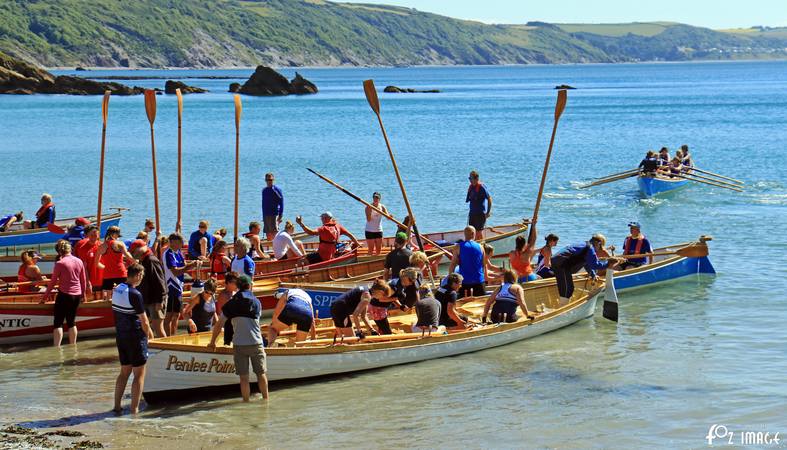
[{"x1": 1, "y1": 61, "x2": 786, "y2": 448}]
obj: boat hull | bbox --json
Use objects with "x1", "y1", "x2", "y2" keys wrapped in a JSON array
[
  {"x1": 637, "y1": 175, "x2": 689, "y2": 197},
  {"x1": 0, "y1": 214, "x2": 122, "y2": 249},
  {"x1": 614, "y1": 255, "x2": 715, "y2": 292},
  {"x1": 0, "y1": 301, "x2": 115, "y2": 345}
]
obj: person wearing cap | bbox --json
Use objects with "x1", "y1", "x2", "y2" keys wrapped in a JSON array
[
  {"x1": 130, "y1": 239, "x2": 168, "y2": 338},
  {"x1": 296, "y1": 212, "x2": 359, "y2": 264},
  {"x1": 61, "y1": 218, "x2": 90, "y2": 247},
  {"x1": 466, "y1": 171, "x2": 492, "y2": 240},
  {"x1": 0, "y1": 211, "x2": 23, "y2": 232},
  {"x1": 268, "y1": 288, "x2": 316, "y2": 344},
  {"x1": 188, "y1": 220, "x2": 215, "y2": 261},
  {"x1": 95, "y1": 226, "x2": 136, "y2": 300},
  {"x1": 183, "y1": 278, "x2": 219, "y2": 333},
  {"x1": 272, "y1": 220, "x2": 305, "y2": 260},
  {"x1": 42, "y1": 240, "x2": 87, "y2": 347},
  {"x1": 384, "y1": 232, "x2": 413, "y2": 280},
  {"x1": 24, "y1": 193, "x2": 56, "y2": 229},
  {"x1": 619, "y1": 222, "x2": 653, "y2": 270},
  {"x1": 17, "y1": 250, "x2": 46, "y2": 294},
  {"x1": 163, "y1": 232, "x2": 201, "y2": 336},
  {"x1": 75, "y1": 224, "x2": 103, "y2": 299},
  {"x1": 551, "y1": 234, "x2": 623, "y2": 306},
  {"x1": 261, "y1": 172, "x2": 284, "y2": 242},
  {"x1": 364, "y1": 192, "x2": 388, "y2": 256}
]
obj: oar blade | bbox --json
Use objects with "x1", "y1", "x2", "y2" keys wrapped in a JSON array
[
  {"x1": 47, "y1": 222, "x2": 66, "y2": 235},
  {"x1": 363, "y1": 79, "x2": 380, "y2": 115},
  {"x1": 554, "y1": 89, "x2": 568, "y2": 120},
  {"x1": 144, "y1": 89, "x2": 157, "y2": 125},
  {"x1": 234, "y1": 94, "x2": 242, "y2": 131},
  {"x1": 176, "y1": 88, "x2": 183, "y2": 122},
  {"x1": 101, "y1": 91, "x2": 110, "y2": 125},
  {"x1": 676, "y1": 243, "x2": 709, "y2": 258},
  {"x1": 602, "y1": 269, "x2": 618, "y2": 322}
]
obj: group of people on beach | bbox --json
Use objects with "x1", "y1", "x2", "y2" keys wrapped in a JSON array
[{"x1": 638, "y1": 144, "x2": 694, "y2": 176}]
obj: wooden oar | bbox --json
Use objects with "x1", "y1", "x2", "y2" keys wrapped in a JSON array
[
  {"x1": 306, "y1": 168, "x2": 452, "y2": 258},
  {"x1": 363, "y1": 79, "x2": 434, "y2": 288},
  {"x1": 671, "y1": 173, "x2": 743, "y2": 192},
  {"x1": 684, "y1": 171, "x2": 743, "y2": 189},
  {"x1": 580, "y1": 171, "x2": 639, "y2": 189},
  {"x1": 175, "y1": 88, "x2": 184, "y2": 234},
  {"x1": 615, "y1": 243, "x2": 708, "y2": 260},
  {"x1": 233, "y1": 94, "x2": 242, "y2": 242},
  {"x1": 692, "y1": 167, "x2": 743, "y2": 185},
  {"x1": 96, "y1": 90, "x2": 110, "y2": 229},
  {"x1": 528, "y1": 89, "x2": 567, "y2": 245},
  {"x1": 593, "y1": 168, "x2": 639, "y2": 181},
  {"x1": 144, "y1": 90, "x2": 161, "y2": 238}
]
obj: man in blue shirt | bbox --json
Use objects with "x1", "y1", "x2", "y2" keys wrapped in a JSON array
[
  {"x1": 551, "y1": 234, "x2": 623, "y2": 306},
  {"x1": 187, "y1": 220, "x2": 214, "y2": 260},
  {"x1": 466, "y1": 171, "x2": 492, "y2": 240},
  {"x1": 261, "y1": 172, "x2": 284, "y2": 241}
]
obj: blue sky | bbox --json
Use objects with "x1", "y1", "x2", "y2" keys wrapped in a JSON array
[{"x1": 340, "y1": 0, "x2": 787, "y2": 29}]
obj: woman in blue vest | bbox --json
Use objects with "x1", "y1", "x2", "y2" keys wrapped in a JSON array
[{"x1": 448, "y1": 225, "x2": 488, "y2": 298}]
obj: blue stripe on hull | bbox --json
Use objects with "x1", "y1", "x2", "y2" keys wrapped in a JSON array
[
  {"x1": 614, "y1": 256, "x2": 715, "y2": 291},
  {"x1": 0, "y1": 217, "x2": 121, "y2": 248},
  {"x1": 637, "y1": 176, "x2": 690, "y2": 197}
]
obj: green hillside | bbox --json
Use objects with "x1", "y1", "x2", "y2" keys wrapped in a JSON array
[{"x1": 0, "y1": 0, "x2": 785, "y2": 67}]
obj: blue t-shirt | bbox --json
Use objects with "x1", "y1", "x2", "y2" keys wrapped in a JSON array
[
  {"x1": 262, "y1": 185, "x2": 284, "y2": 217},
  {"x1": 63, "y1": 226, "x2": 85, "y2": 246},
  {"x1": 164, "y1": 248, "x2": 186, "y2": 292},
  {"x1": 187, "y1": 230, "x2": 214, "y2": 259},
  {"x1": 231, "y1": 255, "x2": 255, "y2": 277},
  {"x1": 458, "y1": 240, "x2": 484, "y2": 284},
  {"x1": 466, "y1": 184, "x2": 490, "y2": 214},
  {"x1": 112, "y1": 283, "x2": 145, "y2": 334}
]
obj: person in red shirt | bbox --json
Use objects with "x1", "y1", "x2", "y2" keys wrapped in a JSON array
[
  {"x1": 75, "y1": 224, "x2": 103, "y2": 300},
  {"x1": 95, "y1": 226, "x2": 135, "y2": 300},
  {"x1": 296, "y1": 211, "x2": 359, "y2": 264}
]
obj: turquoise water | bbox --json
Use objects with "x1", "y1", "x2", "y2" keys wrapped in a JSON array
[{"x1": 1, "y1": 61, "x2": 787, "y2": 447}]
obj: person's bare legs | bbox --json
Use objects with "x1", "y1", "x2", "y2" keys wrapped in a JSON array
[
  {"x1": 295, "y1": 240, "x2": 306, "y2": 255},
  {"x1": 239, "y1": 374, "x2": 251, "y2": 402},
  {"x1": 165, "y1": 312, "x2": 178, "y2": 336},
  {"x1": 67, "y1": 326, "x2": 77, "y2": 345},
  {"x1": 130, "y1": 365, "x2": 146, "y2": 414},
  {"x1": 114, "y1": 365, "x2": 133, "y2": 412},
  {"x1": 53, "y1": 327, "x2": 64, "y2": 347},
  {"x1": 151, "y1": 319, "x2": 166, "y2": 338},
  {"x1": 257, "y1": 373, "x2": 269, "y2": 400}
]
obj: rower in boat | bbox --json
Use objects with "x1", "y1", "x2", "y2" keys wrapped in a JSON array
[
  {"x1": 680, "y1": 144, "x2": 693, "y2": 168},
  {"x1": 184, "y1": 279, "x2": 219, "y2": 334},
  {"x1": 0, "y1": 211, "x2": 23, "y2": 232},
  {"x1": 243, "y1": 221, "x2": 271, "y2": 260},
  {"x1": 509, "y1": 235, "x2": 537, "y2": 283},
  {"x1": 619, "y1": 222, "x2": 653, "y2": 270},
  {"x1": 364, "y1": 192, "x2": 388, "y2": 256},
  {"x1": 17, "y1": 250, "x2": 46, "y2": 293},
  {"x1": 208, "y1": 240, "x2": 232, "y2": 277},
  {"x1": 272, "y1": 221, "x2": 305, "y2": 261},
  {"x1": 268, "y1": 288, "x2": 317, "y2": 343},
  {"x1": 163, "y1": 232, "x2": 201, "y2": 336},
  {"x1": 187, "y1": 220, "x2": 214, "y2": 261},
  {"x1": 657, "y1": 147, "x2": 670, "y2": 168},
  {"x1": 638, "y1": 150, "x2": 659, "y2": 175},
  {"x1": 296, "y1": 211, "x2": 359, "y2": 264},
  {"x1": 329, "y1": 282, "x2": 390, "y2": 339},
  {"x1": 482, "y1": 269, "x2": 533, "y2": 323},
  {"x1": 230, "y1": 237, "x2": 255, "y2": 278},
  {"x1": 365, "y1": 279, "x2": 397, "y2": 335},
  {"x1": 667, "y1": 155, "x2": 684, "y2": 177},
  {"x1": 436, "y1": 273, "x2": 468, "y2": 330},
  {"x1": 212, "y1": 227, "x2": 227, "y2": 243},
  {"x1": 130, "y1": 239, "x2": 168, "y2": 338},
  {"x1": 384, "y1": 232, "x2": 412, "y2": 280},
  {"x1": 448, "y1": 225, "x2": 488, "y2": 298},
  {"x1": 95, "y1": 226, "x2": 135, "y2": 300},
  {"x1": 208, "y1": 275, "x2": 269, "y2": 402},
  {"x1": 535, "y1": 233, "x2": 559, "y2": 279},
  {"x1": 466, "y1": 170, "x2": 492, "y2": 240},
  {"x1": 551, "y1": 234, "x2": 622, "y2": 306},
  {"x1": 75, "y1": 225, "x2": 102, "y2": 300},
  {"x1": 24, "y1": 193, "x2": 55, "y2": 229}
]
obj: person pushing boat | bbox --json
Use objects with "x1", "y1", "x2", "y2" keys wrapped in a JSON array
[
  {"x1": 466, "y1": 170, "x2": 492, "y2": 239},
  {"x1": 330, "y1": 282, "x2": 390, "y2": 339},
  {"x1": 551, "y1": 234, "x2": 622, "y2": 306},
  {"x1": 261, "y1": 172, "x2": 284, "y2": 241},
  {"x1": 618, "y1": 222, "x2": 653, "y2": 269},
  {"x1": 296, "y1": 211, "x2": 359, "y2": 264},
  {"x1": 268, "y1": 288, "x2": 317, "y2": 344},
  {"x1": 448, "y1": 225, "x2": 488, "y2": 298}
]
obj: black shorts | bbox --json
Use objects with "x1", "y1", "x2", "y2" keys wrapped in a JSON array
[
  {"x1": 116, "y1": 332, "x2": 148, "y2": 367},
  {"x1": 365, "y1": 231, "x2": 383, "y2": 239},
  {"x1": 166, "y1": 287, "x2": 183, "y2": 313},
  {"x1": 491, "y1": 301, "x2": 518, "y2": 323},
  {"x1": 102, "y1": 277, "x2": 125, "y2": 291},
  {"x1": 468, "y1": 212, "x2": 486, "y2": 231},
  {"x1": 306, "y1": 252, "x2": 323, "y2": 264},
  {"x1": 330, "y1": 300, "x2": 352, "y2": 328},
  {"x1": 458, "y1": 282, "x2": 486, "y2": 299},
  {"x1": 278, "y1": 305, "x2": 313, "y2": 332},
  {"x1": 53, "y1": 293, "x2": 80, "y2": 329}
]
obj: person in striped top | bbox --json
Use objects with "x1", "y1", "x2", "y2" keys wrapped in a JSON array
[
  {"x1": 111, "y1": 263, "x2": 154, "y2": 415},
  {"x1": 163, "y1": 233, "x2": 200, "y2": 336}
]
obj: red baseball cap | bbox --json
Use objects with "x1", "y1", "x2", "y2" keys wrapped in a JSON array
[
  {"x1": 75, "y1": 217, "x2": 90, "y2": 226},
  {"x1": 129, "y1": 239, "x2": 149, "y2": 253}
]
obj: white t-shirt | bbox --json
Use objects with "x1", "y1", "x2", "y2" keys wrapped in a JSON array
[{"x1": 273, "y1": 230, "x2": 302, "y2": 259}]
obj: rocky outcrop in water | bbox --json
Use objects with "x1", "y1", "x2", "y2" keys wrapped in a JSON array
[
  {"x1": 237, "y1": 66, "x2": 317, "y2": 96},
  {"x1": 228, "y1": 82, "x2": 241, "y2": 93},
  {"x1": 383, "y1": 85, "x2": 440, "y2": 93},
  {"x1": 0, "y1": 52, "x2": 143, "y2": 95},
  {"x1": 164, "y1": 80, "x2": 207, "y2": 94}
]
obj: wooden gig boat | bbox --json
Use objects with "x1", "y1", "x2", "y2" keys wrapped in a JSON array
[{"x1": 0, "y1": 212, "x2": 123, "y2": 250}]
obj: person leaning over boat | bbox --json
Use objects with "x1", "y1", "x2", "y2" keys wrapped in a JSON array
[
  {"x1": 208, "y1": 274, "x2": 269, "y2": 402},
  {"x1": 436, "y1": 273, "x2": 468, "y2": 330},
  {"x1": 261, "y1": 172, "x2": 284, "y2": 242},
  {"x1": 466, "y1": 170, "x2": 492, "y2": 239},
  {"x1": 244, "y1": 221, "x2": 271, "y2": 260},
  {"x1": 619, "y1": 222, "x2": 653, "y2": 270},
  {"x1": 129, "y1": 239, "x2": 168, "y2": 338},
  {"x1": 364, "y1": 192, "x2": 388, "y2": 256},
  {"x1": 111, "y1": 263, "x2": 154, "y2": 415},
  {"x1": 208, "y1": 240, "x2": 232, "y2": 277},
  {"x1": 392, "y1": 267, "x2": 423, "y2": 310},
  {"x1": 17, "y1": 250, "x2": 46, "y2": 293},
  {"x1": 535, "y1": 233, "x2": 559, "y2": 279},
  {"x1": 268, "y1": 288, "x2": 317, "y2": 344},
  {"x1": 296, "y1": 211, "x2": 360, "y2": 264},
  {"x1": 509, "y1": 235, "x2": 537, "y2": 283},
  {"x1": 75, "y1": 225, "x2": 103, "y2": 299},
  {"x1": 187, "y1": 220, "x2": 214, "y2": 261},
  {"x1": 41, "y1": 240, "x2": 87, "y2": 348},
  {"x1": 163, "y1": 233, "x2": 201, "y2": 336},
  {"x1": 215, "y1": 271, "x2": 240, "y2": 316},
  {"x1": 482, "y1": 269, "x2": 534, "y2": 323},
  {"x1": 24, "y1": 193, "x2": 55, "y2": 229},
  {"x1": 330, "y1": 283, "x2": 389, "y2": 339},
  {"x1": 0, "y1": 211, "x2": 23, "y2": 232},
  {"x1": 384, "y1": 232, "x2": 412, "y2": 280},
  {"x1": 364, "y1": 279, "x2": 396, "y2": 335},
  {"x1": 448, "y1": 225, "x2": 488, "y2": 298},
  {"x1": 230, "y1": 237, "x2": 255, "y2": 278},
  {"x1": 638, "y1": 150, "x2": 659, "y2": 175},
  {"x1": 183, "y1": 279, "x2": 218, "y2": 334},
  {"x1": 413, "y1": 283, "x2": 442, "y2": 334},
  {"x1": 551, "y1": 234, "x2": 622, "y2": 306},
  {"x1": 95, "y1": 226, "x2": 135, "y2": 301},
  {"x1": 272, "y1": 220, "x2": 305, "y2": 260}
]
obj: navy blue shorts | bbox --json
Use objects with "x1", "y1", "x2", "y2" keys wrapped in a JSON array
[
  {"x1": 278, "y1": 304, "x2": 313, "y2": 332},
  {"x1": 116, "y1": 332, "x2": 148, "y2": 367},
  {"x1": 491, "y1": 301, "x2": 518, "y2": 323},
  {"x1": 166, "y1": 287, "x2": 183, "y2": 313}
]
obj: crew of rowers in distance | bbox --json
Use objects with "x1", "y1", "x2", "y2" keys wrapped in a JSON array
[{"x1": 639, "y1": 144, "x2": 694, "y2": 176}]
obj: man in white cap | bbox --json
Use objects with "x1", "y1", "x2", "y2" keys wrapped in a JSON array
[
  {"x1": 620, "y1": 222, "x2": 653, "y2": 269},
  {"x1": 296, "y1": 211, "x2": 359, "y2": 264}
]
